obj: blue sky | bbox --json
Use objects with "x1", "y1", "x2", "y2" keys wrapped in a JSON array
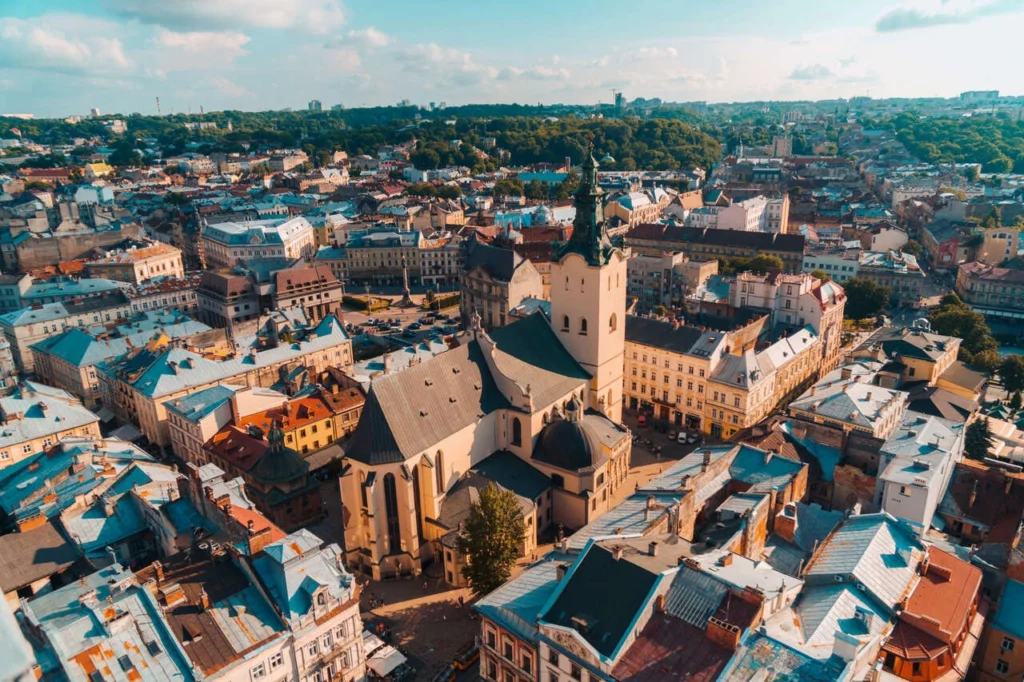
[{"x1": 2, "y1": 0, "x2": 1023, "y2": 117}]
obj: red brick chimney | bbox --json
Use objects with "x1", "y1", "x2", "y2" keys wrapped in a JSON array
[{"x1": 775, "y1": 502, "x2": 798, "y2": 543}]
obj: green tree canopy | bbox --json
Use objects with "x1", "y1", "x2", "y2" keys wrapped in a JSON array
[
  {"x1": 901, "y1": 240, "x2": 923, "y2": 257},
  {"x1": 810, "y1": 269, "x2": 831, "y2": 282},
  {"x1": 455, "y1": 483, "x2": 526, "y2": 597},
  {"x1": 928, "y1": 294, "x2": 998, "y2": 359},
  {"x1": 964, "y1": 417, "x2": 993, "y2": 461},
  {"x1": 842, "y1": 277, "x2": 891, "y2": 320},
  {"x1": 1001, "y1": 355, "x2": 1024, "y2": 394},
  {"x1": 970, "y1": 349, "x2": 1002, "y2": 374}
]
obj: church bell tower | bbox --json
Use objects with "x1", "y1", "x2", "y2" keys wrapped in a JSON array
[{"x1": 548, "y1": 145, "x2": 627, "y2": 422}]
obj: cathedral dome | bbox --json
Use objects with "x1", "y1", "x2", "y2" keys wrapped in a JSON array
[
  {"x1": 533, "y1": 204, "x2": 553, "y2": 224},
  {"x1": 532, "y1": 396, "x2": 607, "y2": 472},
  {"x1": 250, "y1": 420, "x2": 309, "y2": 484}
]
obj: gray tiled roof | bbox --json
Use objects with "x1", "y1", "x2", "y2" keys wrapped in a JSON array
[
  {"x1": 346, "y1": 341, "x2": 509, "y2": 465},
  {"x1": 624, "y1": 316, "x2": 704, "y2": 355},
  {"x1": 663, "y1": 566, "x2": 728, "y2": 628}
]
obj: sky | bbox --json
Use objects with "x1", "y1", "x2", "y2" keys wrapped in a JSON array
[{"x1": 1, "y1": 0, "x2": 1023, "y2": 117}]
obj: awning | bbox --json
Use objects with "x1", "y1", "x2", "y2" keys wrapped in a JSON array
[
  {"x1": 366, "y1": 646, "x2": 407, "y2": 677},
  {"x1": 95, "y1": 406, "x2": 116, "y2": 423}
]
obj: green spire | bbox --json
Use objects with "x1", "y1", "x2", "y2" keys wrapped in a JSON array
[{"x1": 560, "y1": 143, "x2": 611, "y2": 266}]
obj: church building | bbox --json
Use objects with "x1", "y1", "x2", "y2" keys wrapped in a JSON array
[{"x1": 340, "y1": 149, "x2": 634, "y2": 580}]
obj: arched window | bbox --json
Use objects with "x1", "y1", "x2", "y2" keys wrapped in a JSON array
[
  {"x1": 512, "y1": 417, "x2": 522, "y2": 446},
  {"x1": 565, "y1": 276, "x2": 569, "y2": 290},
  {"x1": 609, "y1": 313, "x2": 617, "y2": 332},
  {"x1": 383, "y1": 473, "x2": 401, "y2": 555},
  {"x1": 580, "y1": 318, "x2": 588, "y2": 335},
  {"x1": 317, "y1": 593, "x2": 326, "y2": 606},
  {"x1": 411, "y1": 465, "x2": 424, "y2": 542},
  {"x1": 435, "y1": 450, "x2": 445, "y2": 494},
  {"x1": 562, "y1": 314, "x2": 569, "y2": 331},
  {"x1": 580, "y1": 278, "x2": 585, "y2": 292}
]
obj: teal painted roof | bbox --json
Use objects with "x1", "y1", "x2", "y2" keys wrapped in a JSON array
[
  {"x1": 993, "y1": 579, "x2": 1024, "y2": 640},
  {"x1": 164, "y1": 384, "x2": 236, "y2": 423}
]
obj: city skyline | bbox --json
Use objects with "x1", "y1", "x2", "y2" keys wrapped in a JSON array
[{"x1": 2, "y1": 0, "x2": 1024, "y2": 117}]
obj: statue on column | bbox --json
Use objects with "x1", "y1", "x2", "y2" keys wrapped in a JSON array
[{"x1": 399, "y1": 254, "x2": 413, "y2": 307}]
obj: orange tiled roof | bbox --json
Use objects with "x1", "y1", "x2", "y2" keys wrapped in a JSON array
[{"x1": 235, "y1": 396, "x2": 333, "y2": 433}]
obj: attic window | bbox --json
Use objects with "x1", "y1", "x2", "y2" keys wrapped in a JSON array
[
  {"x1": 420, "y1": 410, "x2": 429, "y2": 417},
  {"x1": 452, "y1": 367, "x2": 460, "y2": 374},
  {"x1": 424, "y1": 379, "x2": 433, "y2": 387},
  {"x1": 449, "y1": 397, "x2": 457, "y2": 403}
]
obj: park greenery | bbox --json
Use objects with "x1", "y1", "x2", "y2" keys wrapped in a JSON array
[
  {"x1": 873, "y1": 112, "x2": 1024, "y2": 173},
  {"x1": 456, "y1": 483, "x2": 526, "y2": 597},
  {"x1": 841, "y1": 277, "x2": 891, "y2": 320},
  {"x1": 926, "y1": 293, "x2": 998, "y2": 366},
  {"x1": 0, "y1": 108, "x2": 722, "y2": 175}
]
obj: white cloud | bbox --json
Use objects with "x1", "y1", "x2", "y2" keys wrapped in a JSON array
[
  {"x1": 108, "y1": 0, "x2": 345, "y2": 35},
  {"x1": 875, "y1": 0, "x2": 1023, "y2": 32},
  {"x1": 789, "y1": 63, "x2": 832, "y2": 80},
  {"x1": 345, "y1": 27, "x2": 390, "y2": 48},
  {"x1": 205, "y1": 76, "x2": 250, "y2": 97},
  {"x1": 395, "y1": 43, "x2": 498, "y2": 86},
  {"x1": 0, "y1": 15, "x2": 132, "y2": 74},
  {"x1": 153, "y1": 29, "x2": 250, "y2": 56},
  {"x1": 628, "y1": 46, "x2": 679, "y2": 60},
  {"x1": 324, "y1": 47, "x2": 361, "y2": 71},
  {"x1": 497, "y1": 65, "x2": 571, "y2": 82}
]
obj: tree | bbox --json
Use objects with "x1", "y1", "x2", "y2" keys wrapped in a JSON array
[
  {"x1": 1001, "y1": 355, "x2": 1024, "y2": 394},
  {"x1": 654, "y1": 305, "x2": 668, "y2": 317},
  {"x1": 493, "y1": 178, "x2": 524, "y2": 200},
  {"x1": 810, "y1": 269, "x2": 831, "y2": 282},
  {"x1": 1011, "y1": 391, "x2": 1022, "y2": 411},
  {"x1": 964, "y1": 417, "x2": 993, "y2": 461},
  {"x1": 455, "y1": 483, "x2": 525, "y2": 597},
  {"x1": 928, "y1": 294, "x2": 998, "y2": 359},
  {"x1": 902, "y1": 240, "x2": 923, "y2": 257},
  {"x1": 842, "y1": 277, "x2": 891, "y2": 320},
  {"x1": 970, "y1": 349, "x2": 1002, "y2": 374},
  {"x1": 524, "y1": 179, "x2": 547, "y2": 201},
  {"x1": 747, "y1": 254, "x2": 784, "y2": 274}
]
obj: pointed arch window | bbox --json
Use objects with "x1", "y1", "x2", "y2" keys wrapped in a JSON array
[
  {"x1": 512, "y1": 417, "x2": 523, "y2": 446},
  {"x1": 580, "y1": 318, "x2": 588, "y2": 336},
  {"x1": 383, "y1": 473, "x2": 401, "y2": 555},
  {"x1": 562, "y1": 315, "x2": 569, "y2": 331},
  {"x1": 609, "y1": 313, "x2": 617, "y2": 332},
  {"x1": 435, "y1": 450, "x2": 445, "y2": 494}
]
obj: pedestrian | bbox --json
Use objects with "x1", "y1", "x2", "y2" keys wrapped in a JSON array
[{"x1": 458, "y1": 595, "x2": 464, "y2": 607}]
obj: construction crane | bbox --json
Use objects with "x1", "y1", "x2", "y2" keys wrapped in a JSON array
[{"x1": 155, "y1": 96, "x2": 162, "y2": 116}]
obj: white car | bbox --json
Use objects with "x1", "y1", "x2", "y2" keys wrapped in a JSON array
[{"x1": 677, "y1": 432, "x2": 687, "y2": 443}]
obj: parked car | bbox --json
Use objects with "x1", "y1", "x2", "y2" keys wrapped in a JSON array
[
  {"x1": 638, "y1": 415, "x2": 647, "y2": 427},
  {"x1": 453, "y1": 642, "x2": 479, "y2": 671},
  {"x1": 402, "y1": 329, "x2": 417, "y2": 338},
  {"x1": 409, "y1": 322, "x2": 421, "y2": 330},
  {"x1": 677, "y1": 432, "x2": 687, "y2": 444},
  {"x1": 668, "y1": 430, "x2": 676, "y2": 441}
]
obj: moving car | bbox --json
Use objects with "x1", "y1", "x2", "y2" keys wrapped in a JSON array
[{"x1": 452, "y1": 642, "x2": 479, "y2": 671}]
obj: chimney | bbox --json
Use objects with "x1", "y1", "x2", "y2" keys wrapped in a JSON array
[
  {"x1": 199, "y1": 588, "x2": 210, "y2": 611},
  {"x1": 153, "y1": 560, "x2": 164, "y2": 583},
  {"x1": 969, "y1": 480, "x2": 978, "y2": 509},
  {"x1": 719, "y1": 553, "x2": 733, "y2": 567},
  {"x1": 702, "y1": 449, "x2": 712, "y2": 472},
  {"x1": 613, "y1": 546, "x2": 624, "y2": 561},
  {"x1": 648, "y1": 541, "x2": 658, "y2": 557},
  {"x1": 556, "y1": 563, "x2": 569, "y2": 581},
  {"x1": 775, "y1": 502, "x2": 798, "y2": 543}
]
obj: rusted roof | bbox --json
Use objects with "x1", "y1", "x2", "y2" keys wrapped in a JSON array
[{"x1": 611, "y1": 614, "x2": 731, "y2": 682}]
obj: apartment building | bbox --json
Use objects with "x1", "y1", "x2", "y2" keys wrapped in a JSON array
[
  {"x1": 343, "y1": 227, "x2": 421, "y2": 284},
  {"x1": 0, "y1": 381, "x2": 101, "y2": 469},
  {"x1": 196, "y1": 270, "x2": 261, "y2": 329},
  {"x1": 272, "y1": 265, "x2": 344, "y2": 325},
  {"x1": 83, "y1": 240, "x2": 185, "y2": 283},
  {"x1": 461, "y1": 238, "x2": 543, "y2": 329},
  {"x1": 625, "y1": 224, "x2": 805, "y2": 272},
  {"x1": 99, "y1": 315, "x2": 353, "y2": 447},
  {"x1": 268, "y1": 150, "x2": 309, "y2": 172},
  {"x1": 419, "y1": 235, "x2": 464, "y2": 286},
  {"x1": 625, "y1": 315, "x2": 824, "y2": 439},
  {"x1": 957, "y1": 261, "x2": 1024, "y2": 319},
  {"x1": 858, "y1": 250, "x2": 926, "y2": 306},
  {"x1": 202, "y1": 216, "x2": 317, "y2": 268},
  {"x1": 121, "y1": 273, "x2": 201, "y2": 316},
  {"x1": 0, "y1": 292, "x2": 133, "y2": 372},
  {"x1": 626, "y1": 252, "x2": 718, "y2": 313},
  {"x1": 732, "y1": 271, "x2": 847, "y2": 371},
  {"x1": 31, "y1": 312, "x2": 210, "y2": 408}
]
